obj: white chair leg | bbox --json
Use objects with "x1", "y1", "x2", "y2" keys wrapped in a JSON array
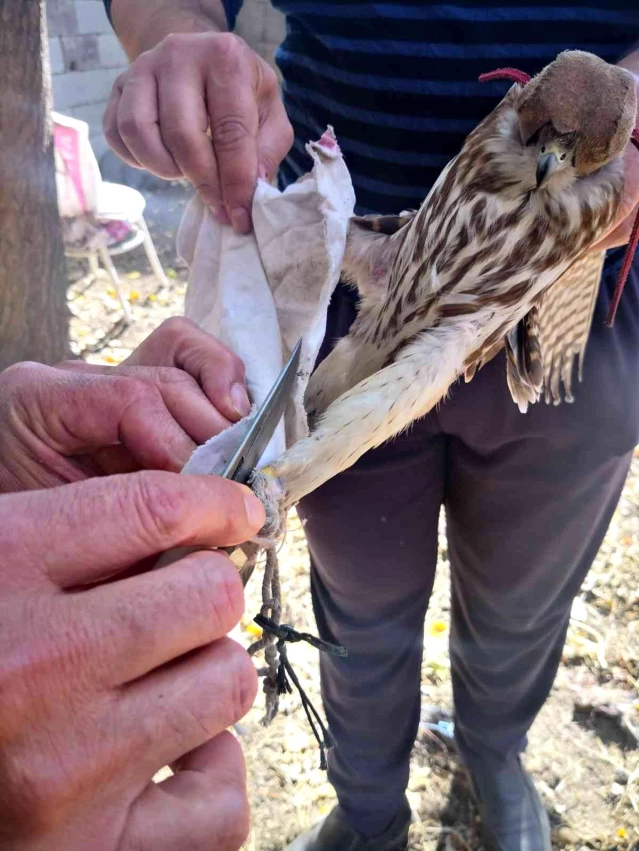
[
  {"x1": 98, "y1": 246, "x2": 132, "y2": 323},
  {"x1": 139, "y1": 217, "x2": 169, "y2": 287},
  {"x1": 88, "y1": 252, "x2": 101, "y2": 282}
]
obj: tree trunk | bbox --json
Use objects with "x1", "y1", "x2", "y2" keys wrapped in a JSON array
[{"x1": 0, "y1": 0, "x2": 70, "y2": 369}]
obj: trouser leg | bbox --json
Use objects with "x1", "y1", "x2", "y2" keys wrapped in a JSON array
[
  {"x1": 298, "y1": 420, "x2": 445, "y2": 835},
  {"x1": 446, "y1": 430, "x2": 631, "y2": 765},
  {"x1": 440, "y1": 250, "x2": 639, "y2": 766}
]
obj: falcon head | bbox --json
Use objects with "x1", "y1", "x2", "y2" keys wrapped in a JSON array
[
  {"x1": 516, "y1": 50, "x2": 637, "y2": 182},
  {"x1": 530, "y1": 127, "x2": 577, "y2": 190}
]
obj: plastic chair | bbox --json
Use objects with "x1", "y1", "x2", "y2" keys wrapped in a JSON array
[{"x1": 53, "y1": 112, "x2": 168, "y2": 323}]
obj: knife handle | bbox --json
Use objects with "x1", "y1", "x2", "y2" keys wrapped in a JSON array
[{"x1": 153, "y1": 545, "x2": 253, "y2": 586}]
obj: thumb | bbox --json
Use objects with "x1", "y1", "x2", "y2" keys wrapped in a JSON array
[
  {"x1": 122, "y1": 732, "x2": 249, "y2": 851},
  {"x1": 4, "y1": 472, "x2": 265, "y2": 588}
]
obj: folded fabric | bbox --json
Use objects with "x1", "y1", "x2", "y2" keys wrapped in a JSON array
[{"x1": 177, "y1": 128, "x2": 355, "y2": 478}]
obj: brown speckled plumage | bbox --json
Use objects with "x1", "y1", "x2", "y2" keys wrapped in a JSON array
[{"x1": 265, "y1": 51, "x2": 637, "y2": 505}]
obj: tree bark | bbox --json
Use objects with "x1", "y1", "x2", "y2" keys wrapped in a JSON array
[{"x1": 0, "y1": 0, "x2": 70, "y2": 369}]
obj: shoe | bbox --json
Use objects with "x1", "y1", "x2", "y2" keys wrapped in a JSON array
[
  {"x1": 465, "y1": 756, "x2": 551, "y2": 851},
  {"x1": 284, "y1": 799, "x2": 411, "y2": 850}
]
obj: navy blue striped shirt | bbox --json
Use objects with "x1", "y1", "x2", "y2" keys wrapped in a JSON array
[
  {"x1": 224, "y1": 0, "x2": 637, "y2": 214},
  {"x1": 105, "y1": 0, "x2": 637, "y2": 215}
]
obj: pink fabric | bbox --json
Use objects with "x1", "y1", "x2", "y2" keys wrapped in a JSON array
[
  {"x1": 54, "y1": 123, "x2": 87, "y2": 215},
  {"x1": 103, "y1": 220, "x2": 132, "y2": 243}
]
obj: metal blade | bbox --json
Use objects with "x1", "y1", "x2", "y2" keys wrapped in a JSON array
[{"x1": 222, "y1": 338, "x2": 302, "y2": 484}]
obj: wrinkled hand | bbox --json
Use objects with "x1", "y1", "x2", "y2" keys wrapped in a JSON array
[
  {"x1": 591, "y1": 73, "x2": 639, "y2": 252},
  {"x1": 0, "y1": 317, "x2": 250, "y2": 492},
  {"x1": 0, "y1": 471, "x2": 264, "y2": 850},
  {"x1": 103, "y1": 32, "x2": 293, "y2": 233}
]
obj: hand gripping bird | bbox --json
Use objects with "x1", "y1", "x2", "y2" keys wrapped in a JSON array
[{"x1": 264, "y1": 51, "x2": 639, "y2": 506}]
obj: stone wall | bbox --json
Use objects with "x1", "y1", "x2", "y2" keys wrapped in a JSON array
[
  {"x1": 46, "y1": 0, "x2": 285, "y2": 161},
  {"x1": 235, "y1": 0, "x2": 286, "y2": 72}
]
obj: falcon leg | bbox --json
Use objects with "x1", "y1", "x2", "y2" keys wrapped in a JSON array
[{"x1": 269, "y1": 322, "x2": 477, "y2": 505}]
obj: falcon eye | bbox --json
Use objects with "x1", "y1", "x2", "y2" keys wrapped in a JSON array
[
  {"x1": 541, "y1": 146, "x2": 546, "y2": 153},
  {"x1": 560, "y1": 153, "x2": 566, "y2": 161}
]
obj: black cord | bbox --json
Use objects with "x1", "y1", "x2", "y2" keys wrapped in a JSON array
[
  {"x1": 254, "y1": 614, "x2": 347, "y2": 769},
  {"x1": 254, "y1": 614, "x2": 348, "y2": 657}
]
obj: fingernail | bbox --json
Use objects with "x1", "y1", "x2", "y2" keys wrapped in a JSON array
[
  {"x1": 230, "y1": 207, "x2": 251, "y2": 234},
  {"x1": 230, "y1": 383, "x2": 251, "y2": 418},
  {"x1": 243, "y1": 490, "x2": 265, "y2": 530},
  {"x1": 210, "y1": 203, "x2": 230, "y2": 225}
]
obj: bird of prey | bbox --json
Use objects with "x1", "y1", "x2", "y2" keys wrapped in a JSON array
[{"x1": 264, "y1": 51, "x2": 638, "y2": 506}]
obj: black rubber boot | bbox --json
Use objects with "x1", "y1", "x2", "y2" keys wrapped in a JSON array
[
  {"x1": 284, "y1": 798, "x2": 411, "y2": 851},
  {"x1": 466, "y1": 756, "x2": 552, "y2": 851}
]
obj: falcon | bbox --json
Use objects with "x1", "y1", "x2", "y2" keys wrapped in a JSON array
[{"x1": 264, "y1": 51, "x2": 638, "y2": 506}]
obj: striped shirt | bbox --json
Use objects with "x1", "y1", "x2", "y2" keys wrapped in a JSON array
[
  {"x1": 221, "y1": 0, "x2": 637, "y2": 214},
  {"x1": 104, "y1": 0, "x2": 637, "y2": 214}
]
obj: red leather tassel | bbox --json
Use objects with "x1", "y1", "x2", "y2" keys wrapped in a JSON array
[{"x1": 478, "y1": 68, "x2": 532, "y2": 86}]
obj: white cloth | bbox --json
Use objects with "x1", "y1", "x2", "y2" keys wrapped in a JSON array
[{"x1": 178, "y1": 129, "x2": 355, "y2": 478}]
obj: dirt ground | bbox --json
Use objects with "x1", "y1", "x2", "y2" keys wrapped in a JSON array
[{"x1": 68, "y1": 181, "x2": 638, "y2": 851}]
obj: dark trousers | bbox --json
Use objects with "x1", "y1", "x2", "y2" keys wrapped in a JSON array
[{"x1": 297, "y1": 251, "x2": 639, "y2": 836}]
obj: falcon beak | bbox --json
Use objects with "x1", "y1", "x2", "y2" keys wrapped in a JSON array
[
  {"x1": 536, "y1": 151, "x2": 559, "y2": 188},
  {"x1": 535, "y1": 141, "x2": 566, "y2": 189}
]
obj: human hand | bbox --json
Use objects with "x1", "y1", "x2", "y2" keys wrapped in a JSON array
[
  {"x1": 0, "y1": 317, "x2": 250, "y2": 493},
  {"x1": 103, "y1": 32, "x2": 293, "y2": 233},
  {"x1": 0, "y1": 470, "x2": 264, "y2": 850}
]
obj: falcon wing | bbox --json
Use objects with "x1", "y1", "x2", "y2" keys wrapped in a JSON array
[
  {"x1": 306, "y1": 210, "x2": 418, "y2": 419},
  {"x1": 351, "y1": 211, "x2": 417, "y2": 235},
  {"x1": 471, "y1": 251, "x2": 605, "y2": 410},
  {"x1": 341, "y1": 211, "x2": 417, "y2": 302},
  {"x1": 537, "y1": 250, "x2": 605, "y2": 405}
]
